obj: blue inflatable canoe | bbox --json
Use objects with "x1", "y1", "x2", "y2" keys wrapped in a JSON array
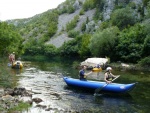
[{"x1": 63, "y1": 77, "x2": 137, "y2": 93}]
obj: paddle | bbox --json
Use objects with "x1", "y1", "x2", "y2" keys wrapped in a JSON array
[{"x1": 94, "y1": 75, "x2": 120, "y2": 95}]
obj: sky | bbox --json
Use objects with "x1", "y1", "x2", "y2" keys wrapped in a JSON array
[{"x1": 0, "y1": 0, "x2": 66, "y2": 21}]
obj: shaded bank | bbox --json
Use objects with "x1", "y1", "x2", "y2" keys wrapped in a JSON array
[{"x1": 22, "y1": 55, "x2": 150, "y2": 72}]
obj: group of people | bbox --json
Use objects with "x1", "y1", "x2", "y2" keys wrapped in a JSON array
[{"x1": 79, "y1": 65, "x2": 117, "y2": 83}]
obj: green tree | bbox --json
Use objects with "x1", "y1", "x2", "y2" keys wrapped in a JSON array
[
  {"x1": 116, "y1": 24, "x2": 146, "y2": 63},
  {"x1": 83, "y1": 0, "x2": 95, "y2": 11},
  {"x1": 145, "y1": 1, "x2": 150, "y2": 18},
  {"x1": 0, "y1": 22, "x2": 23, "y2": 56},
  {"x1": 43, "y1": 44, "x2": 57, "y2": 56},
  {"x1": 142, "y1": 35, "x2": 150, "y2": 56},
  {"x1": 66, "y1": 15, "x2": 79, "y2": 31},
  {"x1": 59, "y1": 39, "x2": 79, "y2": 57},
  {"x1": 111, "y1": 7, "x2": 137, "y2": 30},
  {"x1": 93, "y1": 0, "x2": 105, "y2": 10},
  {"x1": 48, "y1": 21, "x2": 57, "y2": 38},
  {"x1": 79, "y1": 34, "x2": 92, "y2": 57},
  {"x1": 89, "y1": 26, "x2": 119, "y2": 60}
]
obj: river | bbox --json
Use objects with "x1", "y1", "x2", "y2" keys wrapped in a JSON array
[{"x1": 8, "y1": 58, "x2": 150, "y2": 113}]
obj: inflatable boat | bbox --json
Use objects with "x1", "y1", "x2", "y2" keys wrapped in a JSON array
[
  {"x1": 12, "y1": 61, "x2": 23, "y2": 69},
  {"x1": 63, "y1": 77, "x2": 137, "y2": 93},
  {"x1": 92, "y1": 67, "x2": 102, "y2": 72}
]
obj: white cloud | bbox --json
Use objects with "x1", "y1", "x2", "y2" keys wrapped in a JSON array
[{"x1": 0, "y1": 0, "x2": 65, "y2": 21}]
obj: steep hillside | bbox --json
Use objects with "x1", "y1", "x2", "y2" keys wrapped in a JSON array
[
  {"x1": 7, "y1": 0, "x2": 147, "y2": 48},
  {"x1": 46, "y1": 8, "x2": 96, "y2": 47},
  {"x1": 4, "y1": 0, "x2": 150, "y2": 65}
]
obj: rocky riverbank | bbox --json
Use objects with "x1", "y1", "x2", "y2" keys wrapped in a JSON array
[
  {"x1": 0, "y1": 87, "x2": 32, "y2": 111},
  {"x1": 0, "y1": 87, "x2": 68, "y2": 112},
  {"x1": 109, "y1": 62, "x2": 150, "y2": 72}
]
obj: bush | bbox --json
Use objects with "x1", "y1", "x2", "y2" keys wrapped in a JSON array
[
  {"x1": 89, "y1": 26, "x2": 119, "y2": 59},
  {"x1": 79, "y1": 9, "x2": 85, "y2": 15},
  {"x1": 83, "y1": 0, "x2": 95, "y2": 11},
  {"x1": 79, "y1": 34, "x2": 92, "y2": 57},
  {"x1": 66, "y1": 15, "x2": 79, "y2": 31},
  {"x1": 81, "y1": 22, "x2": 86, "y2": 32},
  {"x1": 116, "y1": 24, "x2": 146, "y2": 63},
  {"x1": 0, "y1": 60, "x2": 14, "y2": 88},
  {"x1": 43, "y1": 44, "x2": 58, "y2": 56},
  {"x1": 67, "y1": 5, "x2": 75, "y2": 14},
  {"x1": 111, "y1": 7, "x2": 137, "y2": 30},
  {"x1": 68, "y1": 30, "x2": 80, "y2": 38},
  {"x1": 47, "y1": 21, "x2": 57, "y2": 38},
  {"x1": 0, "y1": 22, "x2": 23, "y2": 56},
  {"x1": 59, "y1": 39, "x2": 79, "y2": 57},
  {"x1": 142, "y1": 35, "x2": 150, "y2": 56},
  {"x1": 138, "y1": 56, "x2": 150, "y2": 67}
]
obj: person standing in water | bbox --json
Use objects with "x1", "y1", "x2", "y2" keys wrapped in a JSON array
[{"x1": 9, "y1": 52, "x2": 15, "y2": 65}]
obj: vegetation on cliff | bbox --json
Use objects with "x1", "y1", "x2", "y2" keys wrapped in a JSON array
[{"x1": 0, "y1": 0, "x2": 150, "y2": 66}]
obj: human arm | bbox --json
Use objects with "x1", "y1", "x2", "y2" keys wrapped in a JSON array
[
  {"x1": 85, "y1": 71, "x2": 93, "y2": 76},
  {"x1": 110, "y1": 73, "x2": 117, "y2": 78},
  {"x1": 104, "y1": 73, "x2": 111, "y2": 83}
]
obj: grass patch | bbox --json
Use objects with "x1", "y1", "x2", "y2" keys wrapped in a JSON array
[
  {"x1": 0, "y1": 58, "x2": 14, "y2": 88},
  {"x1": 8, "y1": 101, "x2": 31, "y2": 112}
]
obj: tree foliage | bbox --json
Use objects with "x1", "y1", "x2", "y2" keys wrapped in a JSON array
[
  {"x1": 116, "y1": 24, "x2": 147, "y2": 63},
  {"x1": 79, "y1": 34, "x2": 92, "y2": 57},
  {"x1": 111, "y1": 7, "x2": 138, "y2": 29},
  {"x1": 24, "y1": 37, "x2": 57, "y2": 56},
  {"x1": 93, "y1": 0, "x2": 105, "y2": 10},
  {"x1": 89, "y1": 26, "x2": 119, "y2": 60},
  {"x1": 142, "y1": 35, "x2": 150, "y2": 56},
  {"x1": 82, "y1": 0, "x2": 95, "y2": 11},
  {"x1": 59, "y1": 39, "x2": 79, "y2": 57},
  {"x1": 4, "y1": 0, "x2": 150, "y2": 66},
  {"x1": 58, "y1": 0, "x2": 76, "y2": 14},
  {"x1": 0, "y1": 22, "x2": 23, "y2": 56},
  {"x1": 66, "y1": 15, "x2": 79, "y2": 31}
]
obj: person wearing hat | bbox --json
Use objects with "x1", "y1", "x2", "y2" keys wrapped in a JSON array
[
  {"x1": 104, "y1": 67, "x2": 117, "y2": 83},
  {"x1": 9, "y1": 52, "x2": 15, "y2": 65}
]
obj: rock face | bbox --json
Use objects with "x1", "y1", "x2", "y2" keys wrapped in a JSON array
[
  {"x1": 49, "y1": 0, "x2": 143, "y2": 48},
  {"x1": 103, "y1": 0, "x2": 116, "y2": 21},
  {"x1": 46, "y1": 33, "x2": 72, "y2": 48},
  {"x1": 47, "y1": 1, "x2": 95, "y2": 48}
]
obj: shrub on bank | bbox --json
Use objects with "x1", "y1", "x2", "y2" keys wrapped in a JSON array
[
  {"x1": 138, "y1": 56, "x2": 150, "y2": 67},
  {"x1": 0, "y1": 60, "x2": 13, "y2": 88}
]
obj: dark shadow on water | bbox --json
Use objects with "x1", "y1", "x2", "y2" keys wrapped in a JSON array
[
  {"x1": 94, "y1": 93, "x2": 133, "y2": 102},
  {"x1": 64, "y1": 85, "x2": 95, "y2": 94},
  {"x1": 64, "y1": 85, "x2": 134, "y2": 102},
  {"x1": 93, "y1": 93, "x2": 136, "y2": 113}
]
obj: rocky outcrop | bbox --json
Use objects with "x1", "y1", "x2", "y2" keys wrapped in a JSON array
[
  {"x1": 0, "y1": 87, "x2": 32, "y2": 110},
  {"x1": 0, "y1": 87, "x2": 64, "y2": 112},
  {"x1": 48, "y1": 6, "x2": 95, "y2": 48}
]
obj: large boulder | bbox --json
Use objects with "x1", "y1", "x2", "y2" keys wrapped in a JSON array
[{"x1": 81, "y1": 58, "x2": 108, "y2": 69}]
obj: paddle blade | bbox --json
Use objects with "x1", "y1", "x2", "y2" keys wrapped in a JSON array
[{"x1": 95, "y1": 83, "x2": 108, "y2": 93}]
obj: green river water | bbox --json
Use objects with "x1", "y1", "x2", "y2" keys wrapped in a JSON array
[{"x1": 5, "y1": 57, "x2": 150, "y2": 113}]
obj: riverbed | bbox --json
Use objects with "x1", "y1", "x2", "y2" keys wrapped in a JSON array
[{"x1": 9, "y1": 59, "x2": 150, "y2": 113}]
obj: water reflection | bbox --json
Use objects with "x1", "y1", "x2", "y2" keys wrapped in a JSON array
[
  {"x1": 94, "y1": 94, "x2": 134, "y2": 112},
  {"x1": 12, "y1": 60, "x2": 150, "y2": 113},
  {"x1": 11, "y1": 68, "x2": 23, "y2": 75}
]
